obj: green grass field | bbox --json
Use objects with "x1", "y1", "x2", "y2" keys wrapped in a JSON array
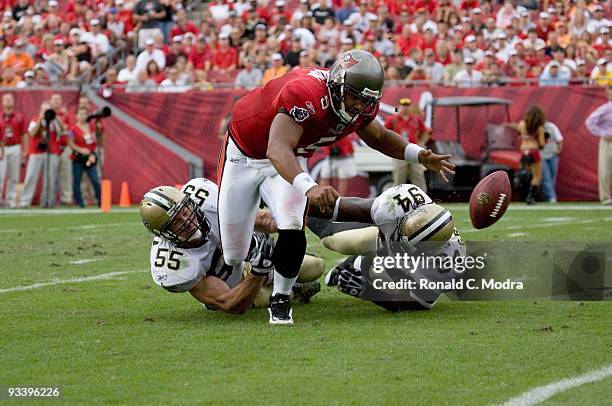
[{"x1": 1, "y1": 204, "x2": 611, "y2": 404}]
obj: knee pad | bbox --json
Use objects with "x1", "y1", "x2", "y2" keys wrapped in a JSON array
[
  {"x1": 272, "y1": 229, "x2": 306, "y2": 279},
  {"x1": 297, "y1": 254, "x2": 325, "y2": 283}
]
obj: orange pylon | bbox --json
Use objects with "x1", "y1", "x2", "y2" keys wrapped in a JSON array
[
  {"x1": 119, "y1": 181, "x2": 131, "y2": 207},
  {"x1": 100, "y1": 180, "x2": 112, "y2": 212}
]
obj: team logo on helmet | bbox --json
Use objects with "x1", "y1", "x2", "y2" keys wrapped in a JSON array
[
  {"x1": 340, "y1": 52, "x2": 361, "y2": 69},
  {"x1": 290, "y1": 106, "x2": 309, "y2": 122},
  {"x1": 477, "y1": 192, "x2": 491, "y2": 206}
]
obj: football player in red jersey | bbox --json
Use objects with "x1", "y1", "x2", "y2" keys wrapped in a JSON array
[{"x1": 217, "y1": 49, "x2": 454, "y2": 324}]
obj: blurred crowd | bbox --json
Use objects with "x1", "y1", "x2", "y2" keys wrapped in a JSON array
[{"x1": 0, "y1": 0, "x2": 609, "y2": 91}]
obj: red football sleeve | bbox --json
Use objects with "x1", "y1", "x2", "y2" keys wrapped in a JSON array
[{"x1": 276, "y1": 80, "x2": 317, "y2": 129}]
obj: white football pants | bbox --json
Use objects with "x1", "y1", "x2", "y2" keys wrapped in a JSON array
[{"x1": 218, "y1": 137, "x2": 308, "y2": 266}]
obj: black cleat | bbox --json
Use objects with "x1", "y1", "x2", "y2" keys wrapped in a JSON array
[{"x1": 268, "y1": 293, "x2": 293, "y2": 325}]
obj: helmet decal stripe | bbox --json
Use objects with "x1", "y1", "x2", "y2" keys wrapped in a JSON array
[
  {"x1": 408, "y1": 210, "x2": 453, "y2": 244},
  {"x1": 144, "y1": 191, "x2": 172, "y2": 211}
]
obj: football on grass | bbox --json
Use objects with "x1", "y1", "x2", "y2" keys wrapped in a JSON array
[{"x1": 469, "y1": 171, "x2": 511, "y2": 229}]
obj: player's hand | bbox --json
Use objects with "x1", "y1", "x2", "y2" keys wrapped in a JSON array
[
  {"x1": 306, "y1": 185, "x2": 339, "y2": 215},
  {"x1": 246, "y1": 232, "x2": 275, "y2": 276},
  {"x1": 336, "y1": 263, "x2": 363, "y2": 298},
  {"x1": 254, "y1": 209, "x2": 277, "y2": 233},
  {"x1": 418, "y1": 149, "x2": 455, "y2": 182}
]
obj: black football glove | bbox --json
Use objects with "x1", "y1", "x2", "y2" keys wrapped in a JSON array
[
  {"x1": 246, "y1": 232, "x2": 274, "y2": 276},
  {"x1": 336, "y1": 262, "x2": 364, "y2": 298}
]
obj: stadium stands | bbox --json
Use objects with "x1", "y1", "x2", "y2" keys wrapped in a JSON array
[{"x1": 0, "y1": 0, "x2": 608, "y2": 90}]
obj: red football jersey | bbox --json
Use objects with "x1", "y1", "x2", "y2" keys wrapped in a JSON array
[{"x1": 229, "y1": 68, "x2": 378, "y2": 159}]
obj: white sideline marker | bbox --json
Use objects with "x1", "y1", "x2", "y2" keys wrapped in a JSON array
[
  {"x1": 0, "y1": 269, "x2": 145, "y2": 294},
  {"x1": 501, "y1": 363, "x2": 612, "y2": 406}
]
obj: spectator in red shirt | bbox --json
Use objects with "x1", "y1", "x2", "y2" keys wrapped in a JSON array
[
  {"x1": 146, "y1": 60, "x2": 165, "y2": 84},
  {"x1": 67, "y1": 107, "x2": 101, "y2": 208},
  {"x1": 0, "y1": 93, "x2": 27, "y2": 208},
  {"x1": 116, "y1": 0, "x2": 134, "y2": 34},
  {"x1": 212, "y1": 32, "x2": 237, "y2": 72},
  {"x1": 397, "y1": 25, "x2": 424, "y2": 56},
  {"x1": 165, "y1": 35, "x2": 186, "y2": 67},
  {"x1": 188, "y1": 35, "x2": 211, "y2": 71},
  {"x1": 536, "y1": 11, "x2": 555, "y2": 41},
  {"x1": 170, "y1": 8, "x2": 199, "y2": 39}
]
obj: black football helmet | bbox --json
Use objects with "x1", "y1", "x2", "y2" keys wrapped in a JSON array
[{"x1": 327, "y1": 50, "x2": 385, "y2": 124}]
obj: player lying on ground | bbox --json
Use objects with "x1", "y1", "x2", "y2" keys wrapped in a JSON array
[
  {"x1": 139, "y1": 178, "x2": 323, "y2": 314},
  {"x1": 308, "y1": 184, "x2": 466, "y2": 311}
]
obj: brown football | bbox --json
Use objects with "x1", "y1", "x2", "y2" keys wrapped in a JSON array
[{"x1": 469, "y1": 171, "x2": 511, "y2": 229}]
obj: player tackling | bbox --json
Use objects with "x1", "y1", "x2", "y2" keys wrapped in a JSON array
[
  {"x1": 139, "y1": 178, "x2": 323, "y2": 314},
  {"x1": 218, "y1": 49, "x2": 455, "y2": 324}
]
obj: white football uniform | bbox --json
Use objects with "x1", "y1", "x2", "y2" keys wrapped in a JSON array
[
  {"x1": 366, "y1": 184, "x2": 466, "y2": 308},
  {"x1": 149, "y1": 178, "x2": 243, "y2": 293}
]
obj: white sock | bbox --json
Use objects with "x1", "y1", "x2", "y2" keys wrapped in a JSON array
[{"x1": 272, "y1": 271, "x2": 298, "y2": 296}]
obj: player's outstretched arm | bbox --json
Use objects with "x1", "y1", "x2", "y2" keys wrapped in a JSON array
[
  {"x1": 267, "y1": 113, "x2": 339, "y2": 214},
  {"x1": 357, "y1": 119, "x2": 455, "y2": 181},
  {"x1": 308, "y1": 196, "x2": 374, "y2": 223},
  {"x1": 189, "y1": 274, "x2": 265, "y2": 314}
]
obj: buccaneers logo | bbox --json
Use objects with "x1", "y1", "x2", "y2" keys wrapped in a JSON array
[
  {"x1": 290, "y1": 106, "x2": 309, "y2": 122},
  {"x1": 340, "y1": 52, "x2": 361, "y2": 69}
]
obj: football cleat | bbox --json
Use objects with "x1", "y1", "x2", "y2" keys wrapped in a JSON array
[
  {"x1": 268, "y1": 293, "x2": 293, "y2": 325},
  {"x1": 292, "y1": 281, "x2": 321, "y2": 304}
]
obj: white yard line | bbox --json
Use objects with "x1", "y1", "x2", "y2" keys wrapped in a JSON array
[
  {"x1": 507, "y1": 232, "x2": 528, "y2": 238},
  {"x1": 1, "y1": 222, "x2": 138, "y2": 233},
  {"x1": 501, "y1": 363, "x2": 612, "y2": 406},
  {"x1": 0, "y1": 207, "x2": 138, "y2": 216},
  {"x1": 69, "y1": 258, "x2": 103, "y2": 265},
  {"x1": 0, "y1": 269, "x2": 146, "y2": 294}
]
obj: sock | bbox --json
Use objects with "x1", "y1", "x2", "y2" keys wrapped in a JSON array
[{"x1": 272, "y1": 272, "x2": 298, "y2": 296}]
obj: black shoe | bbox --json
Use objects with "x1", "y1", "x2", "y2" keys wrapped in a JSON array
[
  {"x1": 292, "y1": 281, "x2": 321, "y2": 304},
  {"x1": 268, "y1": 293, "x2": 293, "y2": 325},
  {"x1": 526, "y1": 186, "x2": 537, "y2": 205}
]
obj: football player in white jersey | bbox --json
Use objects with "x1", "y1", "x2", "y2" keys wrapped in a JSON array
[
  {"x1": 140, "y1": 178, "x2": 323, "y2": 314},
  {"x1": 308, "y1": 184, "x2": 466, "y2": 311}
]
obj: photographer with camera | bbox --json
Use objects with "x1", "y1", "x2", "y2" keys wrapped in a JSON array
[
  {"x1": 319, "y1": 135, "x2": 357, "y2": 197},
  {"x1": 19, "y1": 102, "x2": 66, "y2": 208},
  {"x1": 49, "y1": 94, "x2": 73, "y2": 207},
  {"x1": 67, "y1": 107, "x2": 101, "y2": 208}
]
